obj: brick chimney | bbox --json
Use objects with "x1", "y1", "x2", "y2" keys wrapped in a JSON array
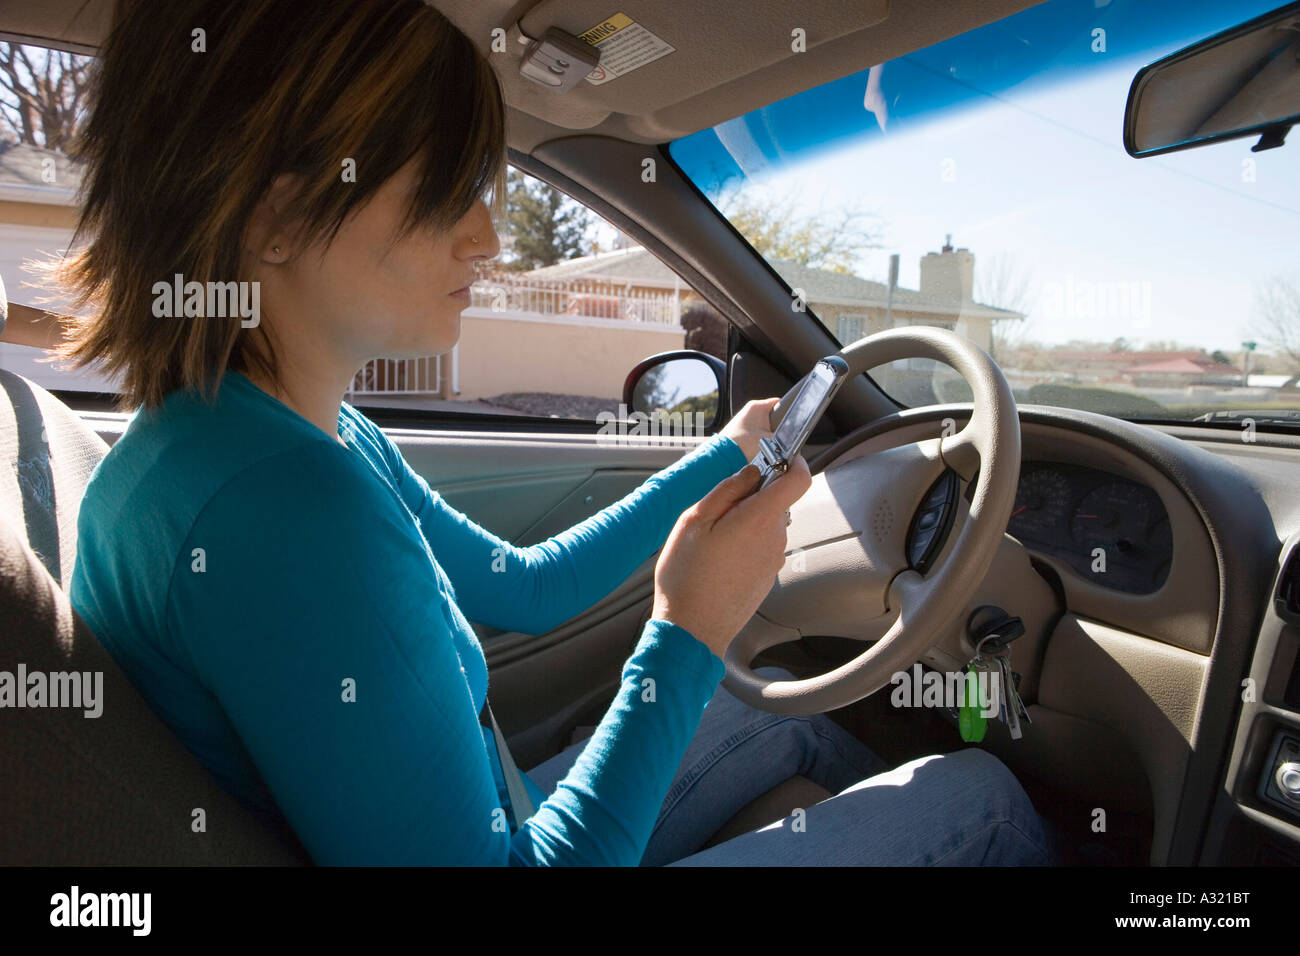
[{"x1": 919, "y1": 234, "x2": 974, "y2": 304}]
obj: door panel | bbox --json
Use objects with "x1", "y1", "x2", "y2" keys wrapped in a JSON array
[
  {"x1": 434, "y1": 471, "x2": 596, "y2": 544},
  {"x1": 389, "y1": 426, "x2": 716, "y2": 769}
]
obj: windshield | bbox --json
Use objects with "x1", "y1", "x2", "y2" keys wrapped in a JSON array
[{"x1": 668, "y1": 0, "x2": 1299, "y2": 426}]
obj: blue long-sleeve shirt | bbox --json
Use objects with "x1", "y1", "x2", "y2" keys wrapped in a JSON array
[{"x1": 68, "y1": 369, "x2": 750, "y2": 865}]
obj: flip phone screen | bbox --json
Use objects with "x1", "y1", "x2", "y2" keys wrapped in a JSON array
[{"x1": 752, "y1": 355, "x2": 849, "y2": 490}]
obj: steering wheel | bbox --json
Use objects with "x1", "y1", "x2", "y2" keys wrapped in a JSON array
[{"x1": 721, "y1": 326, "x2": 1020, "y2": 715}]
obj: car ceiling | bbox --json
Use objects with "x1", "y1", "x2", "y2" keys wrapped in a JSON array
[{"x1": 0, "y1": 0, "x2": 1045, "y2": 153}]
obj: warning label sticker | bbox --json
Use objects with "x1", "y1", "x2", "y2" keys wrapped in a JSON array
[{"x1": 579, "y1": 12, "x2": 675, "y2": 86}]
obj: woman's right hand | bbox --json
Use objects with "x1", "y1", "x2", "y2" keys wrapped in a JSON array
[{"x1": 651, "y1": 457, "x2": 813, "y2": 660}]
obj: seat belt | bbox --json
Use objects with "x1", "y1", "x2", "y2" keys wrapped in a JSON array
[
  {"x1": 343, "y1": 423, "x2": 539, "y2": 832},
  {"x1": 480, "y1": 700, "x2": 536, "y2": 833}
]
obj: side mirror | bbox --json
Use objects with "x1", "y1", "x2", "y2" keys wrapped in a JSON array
[
  {"x1": 622, "y1": 350, "x2": 726, "y2": 436},
  {"x1": 1124, "y1": 3, "x2": 1300, "y2": 157}
]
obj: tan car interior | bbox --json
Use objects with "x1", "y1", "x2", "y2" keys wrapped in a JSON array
[{"x1": 3, "y1": 0, "x2": 1300, "y2": 867}]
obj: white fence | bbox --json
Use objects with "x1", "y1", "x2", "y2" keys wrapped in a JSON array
[
  {"x1": 468, "y1": 271, "x2": 682, "y2": 325},
  {"x1": 347, "y1": 356, "x2": 441, "y2": 398},
  {"x1": 348, "y1": 271, "x2": 684, "y2": 397}
]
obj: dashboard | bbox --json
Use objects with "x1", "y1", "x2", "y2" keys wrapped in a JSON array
[
  {"x1": 815, "y1": 407, "x2": 1298, "y2": 866},
  {"x1": 1007, "y1": 462, "x2": 1172, "y2": 594}
]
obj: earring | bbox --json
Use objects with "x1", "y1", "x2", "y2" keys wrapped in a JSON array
[
  {"x1": 272, "y1": 246, "x2": 281, "y2": 255},
  {"x1": 470, "y1": 236, "x2": 480, "y2": 245}
]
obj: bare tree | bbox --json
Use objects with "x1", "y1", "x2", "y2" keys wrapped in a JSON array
[
  {"x1": 974, "y1": 251, "x2": 1034, "y2": 361},
  {"x1": 714, "y1": 180, "x2": 882, "y2": 275},
  {"x1": 1253, "y1": 273, "x2": 1300, "y2": 371},
  {"x1": 0, "y1": 42, "x2": 93, "y2": 150}
]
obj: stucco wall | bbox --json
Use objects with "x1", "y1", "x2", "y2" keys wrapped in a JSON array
[{"x1": 452, "y1": 309, "x2": 684, "y2": 402}]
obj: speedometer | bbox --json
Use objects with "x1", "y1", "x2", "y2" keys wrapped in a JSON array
[
  {"x1": 1009, "y1": 467, "x2": 1071, "y2": 539},
  {"x1": 1004, "y1": 463, "x2": 1172, "y2": 595},
  {"x1": 1070, "y1": 482, "x2": 1152, "y2": 552}
]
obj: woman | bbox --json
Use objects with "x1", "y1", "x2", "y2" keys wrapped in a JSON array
[{"x1": 51, "y1": 0, "x2": 1053, "y2": 865}]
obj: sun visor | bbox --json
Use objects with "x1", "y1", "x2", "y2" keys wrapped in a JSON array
[{"x1": 512, "y1": 0, "x2": 890, "y2": 115}]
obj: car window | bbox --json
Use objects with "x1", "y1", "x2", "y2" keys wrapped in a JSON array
[
  {"x1": 348, "y1": 166, "x2": 727, "y2": 423},
  {"x1": 668, "y1": 0, "x2": 1300, "y2": 428},
  {"x1": 0, "y1": 41, "x2": 93, "y2": 393},
  {"x1": 0, "y1": 41, "x2": 726, "y2": 425}
]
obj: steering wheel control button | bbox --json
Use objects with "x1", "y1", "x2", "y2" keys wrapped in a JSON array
[{"x1": 906, "y1": 469, "x2": 961, "y2": 574}]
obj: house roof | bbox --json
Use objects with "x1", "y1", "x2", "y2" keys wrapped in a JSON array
[
  {"x1": 524, "y1": 246, "x2": 678, "y2": 286},
  {"x1": 1126, "y1": 357, "x2": 1218, "y2": 374},
  {"x1": 0, "y1": 141, "x2": 82, "y2": 205},
  {"x1": 1126, "y1": 356, "x2": 1241, "y2": 376},
  {"x1": 521, "y1": 246, "x2": 1023, "y2": 321},
  {"x1": 1014, "y1": 348, "x2": 1241, "y2": 377}
]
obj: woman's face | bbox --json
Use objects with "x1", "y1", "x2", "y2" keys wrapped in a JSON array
[{"x1": 265, "y1": 155, "x2": 500, "y2": 366}]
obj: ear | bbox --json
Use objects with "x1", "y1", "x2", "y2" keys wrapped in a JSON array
[{"x1": 243, "y1": 172, "x2": 306, "y2": 264}]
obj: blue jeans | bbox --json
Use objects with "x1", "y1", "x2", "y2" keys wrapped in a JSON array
[{"x1": 526, "y1": 666, "x2": 1055, "y2": 866}]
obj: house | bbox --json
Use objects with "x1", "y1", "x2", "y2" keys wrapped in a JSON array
[
  {"x1": 519, "y1": 237, "x2": 1024, "y2": 353},
  {"x1": 1013, "y1": 347, "x2": 1243, "y2": 387},
  {"x1": 1125, "y1": 356, "x2": 1244, "y2": 388}
]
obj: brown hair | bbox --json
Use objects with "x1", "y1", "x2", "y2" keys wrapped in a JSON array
[{"x1": 42, "y1": 0, "x2": 506, "y2": 411}]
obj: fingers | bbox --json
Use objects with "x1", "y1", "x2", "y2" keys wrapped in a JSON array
[
  {"x1": 690, "y1": 463, "x2": 763, "y2": 523},
  {"x1": 713, "y1": 455, "x2": 811, "y2": 529},
  {"x1": 737, "y1": 397, "x2": 780, "y2": 428},
  {"x1": 750, "y1": 396, "x2": 780, "y2": 426},
  {"x1": 761, "y1": 455, "x2": 812, "y2": 509},
  {"x1": 693, "y1": 453, "x2": 811, "y2": 535}
]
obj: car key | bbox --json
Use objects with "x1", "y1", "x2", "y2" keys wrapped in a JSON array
[
  {"x1": 999, "y1": 655, "x2": 1023, "y2": 739},
  {"x1": 987, "y1": 648, "x2": 1029, "y2": 740},
  {"x1": 973, "y1": 635, "x2": 1017, "y2": 739}
]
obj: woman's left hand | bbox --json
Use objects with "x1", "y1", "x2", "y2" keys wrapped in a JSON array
[{"x1": 718, "y1": 397, "x2": 781, "y2": 462}]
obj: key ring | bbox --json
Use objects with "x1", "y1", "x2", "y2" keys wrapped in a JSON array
[{"x1": 973, "y1": 632, "x2": 1001, "y2": 661}]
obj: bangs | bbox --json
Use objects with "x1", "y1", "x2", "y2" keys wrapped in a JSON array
[
  {"x1": 274, "y1": 1, "x2": 508, "y2": 252},
  {"x1": 398, "y1": 45, "x2": 507, "y2": 243}
]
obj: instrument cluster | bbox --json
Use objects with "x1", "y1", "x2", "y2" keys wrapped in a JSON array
[{"x1": 1007, "y1": 462, "x2": 1172, "y2": 594}]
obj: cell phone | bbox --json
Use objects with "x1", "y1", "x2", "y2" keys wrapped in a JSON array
[{"x1": 751, "y1": 355, "x2": 850, "y2": 490}]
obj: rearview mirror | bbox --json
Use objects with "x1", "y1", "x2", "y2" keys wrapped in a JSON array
[{"x1": 1124, "y1": 2, "x2": 1300, "y2": 157}]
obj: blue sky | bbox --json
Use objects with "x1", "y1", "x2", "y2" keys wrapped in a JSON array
[{"x1": 671, "y1": 0, "x2": 1298, "y2": 351}]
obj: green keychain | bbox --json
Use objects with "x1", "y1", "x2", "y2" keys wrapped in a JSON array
[{"x1": 958, "y1": 664, "x2": 987, "y2": 742}]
